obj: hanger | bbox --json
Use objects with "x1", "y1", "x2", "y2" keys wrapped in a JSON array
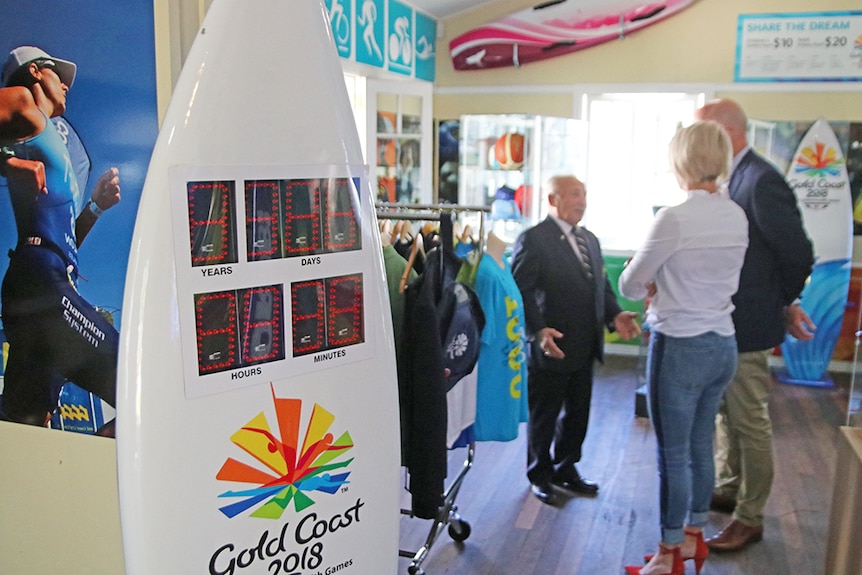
[
  {"x1": 399, "y1": 233, "x2": 424, "y2": 293},
  {"x1": 379, "y1": 219, "x2": 393, "y2": 247},
  {"x1": 421, "y1": 221, "x2": 436, "y2": 238},
  {"x1": 485, "y1": 230, "x2": 507, "y2": 268},
  {"x1": 460, "y1": 224, "x2": 474, "y2": 244},
  {"x1": 393, "y1": 220, "x2": 411, "y2": 244},
  {"x1": 375, "y1": 202, "x2": 493, "y2": 260}
]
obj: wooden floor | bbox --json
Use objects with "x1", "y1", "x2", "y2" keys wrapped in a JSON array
[{"x1": 398, "y1": 355, "x2": 849, "y2": 575}]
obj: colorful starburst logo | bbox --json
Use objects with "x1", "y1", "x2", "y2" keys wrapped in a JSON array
[
  {"x1": 854, "y1": 34, "x2": 862, "y2": 50},
  {"x1": 794, "y1": 141, "x2": 844, "y2": 178},
  {"x1": 215, "y1": 385, "x2": 354, "y2": 519}
]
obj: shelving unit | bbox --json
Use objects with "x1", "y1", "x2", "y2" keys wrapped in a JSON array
[
  {"x1": 367, "y1": 80, "x2": 433, "y2": 205},
  {"x1": 457, "y1": 114, "x2": 588, "y2": 244}
]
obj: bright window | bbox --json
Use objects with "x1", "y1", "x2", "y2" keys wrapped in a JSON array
[
  {"x1": 580, "y1": 92, "x2": 705, "y2": 252},
  {"x1": 343, "y1": 73, "x2": 367, "y2": 161}
]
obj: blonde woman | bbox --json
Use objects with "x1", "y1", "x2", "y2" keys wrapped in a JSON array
[{"x1": 619, "y1": 121, "x2": 748, "y2": 575}]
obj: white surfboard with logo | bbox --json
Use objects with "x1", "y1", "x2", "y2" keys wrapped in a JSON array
[
  {"x1": 781, "y1": 118, "x2": 852, "y2": 384},
  {"x1": 115, "y1": 1, "x2": 401, "y2": 573}
]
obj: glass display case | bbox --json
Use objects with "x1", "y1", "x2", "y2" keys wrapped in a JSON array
[
  {"x1": 457, "y1": 114, "x2": 587, "y2": 243},
  {"x1": 367, "y1": 80, "x2": 433, "y2": 205}
]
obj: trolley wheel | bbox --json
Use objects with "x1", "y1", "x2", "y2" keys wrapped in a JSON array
[
  {"x1": 448, "y1": 518, "x2": 472, "y2": 542},
  {"x1": 407, "y1": 565, "x2": 425, "y2": 575}
]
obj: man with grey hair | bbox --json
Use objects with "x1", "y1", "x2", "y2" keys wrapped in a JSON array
[{"x1": 512, "y1": 174, "x2": 640, "y2": 505}]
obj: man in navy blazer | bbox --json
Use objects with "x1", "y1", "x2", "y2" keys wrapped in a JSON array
[
  {"x1": 512, "y1": 174, "x2": 640, "y2": 505},
  {"x1": 695, "y1": 99, "x2": 815, "y2": 551}
]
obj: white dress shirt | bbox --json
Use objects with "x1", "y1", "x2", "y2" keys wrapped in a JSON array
[
  {"x1": 548, "y1": 213, "x2": 588, "y2": 267},
  {"x1": 619, "y1": 189, "x2": 749, "y2": 337}
]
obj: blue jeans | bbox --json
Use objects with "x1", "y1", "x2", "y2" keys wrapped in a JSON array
[{"x1": 647, "y1": 331, "x2": 737, "y2": 545}]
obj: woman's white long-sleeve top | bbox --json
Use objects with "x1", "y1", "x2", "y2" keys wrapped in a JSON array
[{"x1": 618, "y1": 189, "x2": 749, "y2": 338}]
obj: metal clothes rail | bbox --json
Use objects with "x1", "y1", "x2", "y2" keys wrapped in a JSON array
[
  {"x1": 375, "y1": 202, "x2": 490, "y2": 253},
  {"x1": 375, "y1": 203, "x2": 488, "y2": 575}
]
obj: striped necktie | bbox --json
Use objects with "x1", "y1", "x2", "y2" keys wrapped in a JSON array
[{"x1": 573, "y1": 226, "x2": 593, "y2": 280}]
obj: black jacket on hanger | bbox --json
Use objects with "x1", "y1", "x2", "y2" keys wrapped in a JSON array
[{"x1": 397, "y1": 214, "x2": 484, "y2": 519}]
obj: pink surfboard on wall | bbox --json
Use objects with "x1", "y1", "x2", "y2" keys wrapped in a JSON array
[{"x1": 449, "y1": 0, "x2": 697, "y2": 70}]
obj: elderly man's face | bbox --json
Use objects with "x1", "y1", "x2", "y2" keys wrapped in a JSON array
[{"x1": 549, "y1": 177, "x2": 587, "y2": 226}]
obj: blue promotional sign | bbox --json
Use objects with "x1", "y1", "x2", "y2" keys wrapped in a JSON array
[
  {"x1": 736, "y1": 11, "x2": 862, "y2": 82},
  {"x1": 0, "y1": 2, "x2": 158, "y2": 325},
  {"x1": 0, "y1": 0, "x2": 158, "y2": 435},
  {"x1": 339, "y1": 0, "x2": 434, "y2": 83},
  {"x1": 387, "y1": 0, "x2": 413, "y2": 76},
  {"x1": 50, "y1": 383, "x2": 109, "y2": 434},
  {"x1": 326, "y1": 0, "x2": 354, "y2": 58},
  {"x1": 414, "y1": 11, "x2": 436, "y2": 82},
  {"x1": 356, "y1": 0, "x2": 385, "y2": 68}
]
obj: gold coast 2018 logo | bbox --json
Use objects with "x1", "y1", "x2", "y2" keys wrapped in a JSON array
[
  {"x1": 792, "y1": 140, "x2": 846, "y2": 211},
  {"x1": 795, "y1": 141, "x2": 844, "y2": 178},
  {"x1": 216, "y1": 385, "x2": 354, "y2": 519}
]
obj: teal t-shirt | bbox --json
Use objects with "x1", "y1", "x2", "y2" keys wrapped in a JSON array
[{"x1": 473, "y1": 252, "x2": 528, "y2": 441}]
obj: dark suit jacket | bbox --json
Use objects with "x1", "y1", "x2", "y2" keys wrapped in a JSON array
[
  {"x1": 729, "y1": 148, "x2": 813, "y2": 353},
  {"x1": 511, "y1": 217, "x2": 622, "y2": 373}
]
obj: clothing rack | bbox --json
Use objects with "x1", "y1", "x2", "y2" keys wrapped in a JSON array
[
  {"x1": 376, "y1": 202, "x2": 488, "y2": 575},
  {"x1": 376, "y1": 202, "x2": 490, "y2": 254},
  {"x1": 398, "y1": 445, "x2": 474, "y2": 575}
]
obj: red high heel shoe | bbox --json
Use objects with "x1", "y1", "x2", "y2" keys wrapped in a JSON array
[
  {"x1": 644, "y1": 528, "x2": 708, "y2": 574},
  {"x1": 626, "y1": 543, "x2": 684, "y2": 575}
]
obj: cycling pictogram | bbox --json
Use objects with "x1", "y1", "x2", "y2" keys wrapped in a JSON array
[{"x1": 389, "y1": 15, "x2": 412, "y2": 66}]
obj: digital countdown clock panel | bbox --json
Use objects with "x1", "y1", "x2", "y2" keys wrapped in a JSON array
[
  {"x1": 291, "y1": 273, "x2": 364, "y2": 357},
  {"x1": 195, "y1": 284, "x2": 285, "y2": 375},
  {"x1": 170, "y1": 166, "x2": 375, "y2": 398},
  {"x1": 245, "y1": 177, "x2": 361, "y2": 261},
  {"x1": 187, "y1": 180, "x2": 239, "y2": 266}
]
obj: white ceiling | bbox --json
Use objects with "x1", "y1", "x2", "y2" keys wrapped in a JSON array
[{"x1": 410, "y1": 0, "x2": 496, "y2": 20}]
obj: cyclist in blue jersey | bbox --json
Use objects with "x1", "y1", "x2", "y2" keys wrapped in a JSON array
[{"x1": 0, "y1": 46, "x2": 121, "y2": 435}]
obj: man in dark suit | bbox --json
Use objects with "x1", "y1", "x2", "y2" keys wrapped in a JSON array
[
  {"x1": 511, "y1": 174, "x2": 640, "y2": 505},
  {"x1": 695, "y1": 99, "x2": 815, "y2": 551}
]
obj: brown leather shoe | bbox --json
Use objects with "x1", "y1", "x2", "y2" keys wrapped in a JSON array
[
  {"x1": 706, "y1": 519, "x2": 763, "y2": 552},
  {"x1": 710, "y1": 490, "x2": 737, "y2": 513}
]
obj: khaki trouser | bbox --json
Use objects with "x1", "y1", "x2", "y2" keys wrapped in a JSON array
[{"x1": 714, "y1": 349, "x2": 774, "y2": 527}]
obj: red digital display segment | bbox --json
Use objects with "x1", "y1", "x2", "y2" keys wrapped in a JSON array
[
  {"x1": 283, "y1": 179, "x2": 321, "y2": 256},
  {"x1": 195, "y1": 291, "x2": 239, "y2": 374},
  {"x1": 244, "y1": 177, "x2": 361, "y2": 262},
  {"x1": 291, "y1": 280, "x2": 326, "y2": 355},
  {"x1": 324, "y1": 178, "x2": 361, "y2": 252},
  {"x1": 240, "y1": 286, "x2": 285, "y2": 364},
  {"x1": 245, "y1": 180, "x2": 281, "y2": 261},
  {"x1": 291, "y1": 274, "x2": 364, "y2": 357},
  {"x1": 327, "y1": 274, "x2": 363, "y2": 346},
  {"x1": 187, "y1": 181, "x2": 238, "y2": 266},
  {"x1": 194, "y1": 284, "x2": 285, "y2": 376}
]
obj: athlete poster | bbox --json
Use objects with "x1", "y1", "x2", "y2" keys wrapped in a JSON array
[{"x1": 0, "y1": 1, "x2": 159, "y2": 432}]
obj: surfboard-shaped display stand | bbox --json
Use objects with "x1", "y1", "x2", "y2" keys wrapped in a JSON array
[
  {"x1": 779, "y1": 118, "x2": 853, "y2": 387},
  {"x1": 449, "y1": 0, "x2": 697, "y2": 70},
  {"x1": 115, "y1": 1, "x2": 401, "y2": 573}
]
